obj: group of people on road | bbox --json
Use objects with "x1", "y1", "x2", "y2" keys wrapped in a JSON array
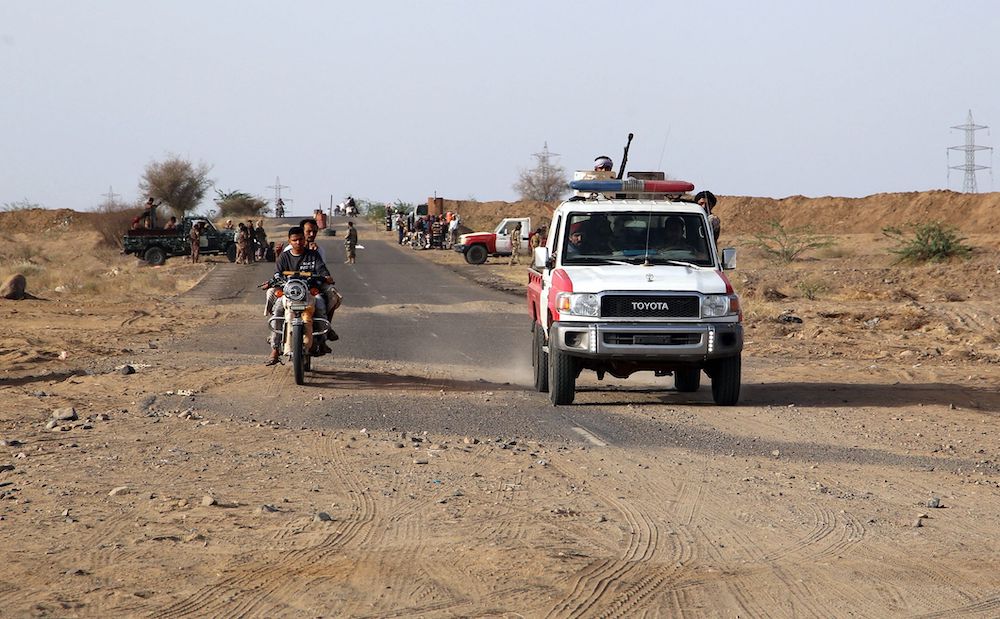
[
  {"x1": 226, "y1": 218, "x2": 269, "y2": 264},
  {"x1": 395, "y1": 211, "x2": 461, "y2": 250}
]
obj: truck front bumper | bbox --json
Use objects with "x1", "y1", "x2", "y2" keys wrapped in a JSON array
[
  {"x1": 549, "y1": 321, "x2": 742, "y2": 362},
  {"x1": 453, "y1": 244, "x2": 466, "y2": 253}
]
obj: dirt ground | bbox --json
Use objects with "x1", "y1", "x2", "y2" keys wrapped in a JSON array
[{"x1": 2, "y1": 196, "x2": 1000, "y2": 617}]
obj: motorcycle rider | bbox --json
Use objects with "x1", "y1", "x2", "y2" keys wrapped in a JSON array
[
  {"x1": 266, "y1": 226, "x2": 332, "y2": 366},
  {"x1": 270, "y1": 218, "x2": 341, "y2": 348}
]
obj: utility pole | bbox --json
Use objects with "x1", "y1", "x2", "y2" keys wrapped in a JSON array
[
  {"x1": 100, "y1": 186, "x2": 121, "y2": 206},
  {"x1": 948, "y1": 110, "x2": 992, "y2": 193}
]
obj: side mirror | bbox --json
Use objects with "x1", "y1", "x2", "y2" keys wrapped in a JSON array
[
  {"x1": 721, "y1": 247, "x2": 737, "y2": 270},
  {"x1": 533, "y1": 246, "x2": 550, "y2": 269}
]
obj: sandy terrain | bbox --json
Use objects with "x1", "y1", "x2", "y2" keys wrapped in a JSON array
[{"x1": 2, "y1": 194, "x2": 1000, "y2": 617}]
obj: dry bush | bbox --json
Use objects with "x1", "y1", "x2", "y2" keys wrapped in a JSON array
[
  {"x1": 796, "y1": 278, "x2": 830, "y2": 300},
  {"x1": 91, "y1": 201, "x2": 141, "y2": 249},
  {"x1": 8, "y1": 240, "x2": 40, "y2": 263}
]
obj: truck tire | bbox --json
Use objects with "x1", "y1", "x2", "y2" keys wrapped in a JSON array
[
  {"x1": 674, "y1": 367, "x2": 701, "y2": 392},
  {"x1": 710, "y1": 355, "x2": 741, "y2": 405},
  {"x1": 464, "y1": 244, "x2": 488, "y2": 265},
  {"x1": 549, "y1": 347, "x2": 576, "y2": 405},
  {"x1": 144, "y1": 247, "x2": 167, "y2": 266},
  {"x1": 532, "y1": 324, "x2": 549, "y2": 393},
  {"x1": 226, "y1": 244, "x2": 237, "y2": 263}
]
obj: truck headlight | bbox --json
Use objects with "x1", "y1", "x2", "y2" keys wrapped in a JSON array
[
  {"x1": 702, "y1": 294, "x2": 740, "y2": 318},
  {"x1": 556, "y1": 293, "x2": 600, "y2": 317},
  {"x1": 702, "y1": 295, "x2": 731, "y2": 318}
]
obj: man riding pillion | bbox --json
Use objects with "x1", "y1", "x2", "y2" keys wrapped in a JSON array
[{"x1": 265, "y1": 226, "x2": 333, "y2": 366}]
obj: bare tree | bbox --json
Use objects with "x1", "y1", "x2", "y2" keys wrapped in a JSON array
[
  {"x1": 513, "y1": 143, "x2": 567, "y2": 202},
  {"x1": 139, "y1": 155, "x2": 213, "y2": 216}
]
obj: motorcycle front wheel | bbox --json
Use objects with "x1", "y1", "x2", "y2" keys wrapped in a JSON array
[{"x1": 291, "y1": 323, "x2": 305, "y2": 385}]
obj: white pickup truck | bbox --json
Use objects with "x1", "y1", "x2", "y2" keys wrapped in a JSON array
[{"x1": 527, "y1": 180, "x2": 743, "y2": 405}]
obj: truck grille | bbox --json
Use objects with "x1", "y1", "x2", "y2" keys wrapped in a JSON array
[
  {"x1": 601, "y1": 295, "x2": 700, "y2": 318},
  {"x1": 604, "y1": 332, "x2": 702, "y2": 346}
]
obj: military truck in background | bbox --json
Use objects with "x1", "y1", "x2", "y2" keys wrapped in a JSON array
[{"x1": 123, "y1": 217, "x2": 237, "y2": 265}]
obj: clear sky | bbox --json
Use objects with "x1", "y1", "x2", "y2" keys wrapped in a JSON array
[{"x1": 2, "y1": 1, "x2": 998, "y2": 214}]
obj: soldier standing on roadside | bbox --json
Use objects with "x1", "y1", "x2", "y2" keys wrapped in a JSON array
[
  {"x1": 509, "y1": 221, "x2": 522, "y2": 265},
  {"x1": 345, "y1": 221, "x2": 358, "y2": 264},
  {"x1": 189, "y1": 222, "x2": 203, "y2": 263}
]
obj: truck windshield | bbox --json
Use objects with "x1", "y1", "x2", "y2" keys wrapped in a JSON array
[{"x1": 561, "y1": 212, "x2": 714, "y2": 267}]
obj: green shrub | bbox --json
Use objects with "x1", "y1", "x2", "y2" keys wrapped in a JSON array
[
  {"x1": 883, "y1": 222, "x2": 972, "y2": 263},
  {"x1": 214, "y1": 189, "x2": 269, "y2": 218},
  {"x1": 796, "y1": 278, "x2": 829, "y2": 300},
  {"x1": 749, "y1": 220, "x2": 834, "y2": 263}
]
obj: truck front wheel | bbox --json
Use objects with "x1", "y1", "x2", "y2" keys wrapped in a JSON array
[
  {"x1": 549, "y1": 348, "x2": 576, "y2": 405},
  {"x1": 710, "y1": 355, "x2": 741, "y2": 405},
  {"x1": 144, "y1": 247, "x2": 167, "y2": 266},
  {"x1": 226, "y1": 244, "x2": 237, "y2": 263},
  {"x1": 532, "y1": 324, "x2": 549, "y2": 393},
  {"x1": 464, "y1": 244, "x2": 488, "y2": 265},
  {"x1": 674, "y1": 367, "x2": 701, "y2": 392}
]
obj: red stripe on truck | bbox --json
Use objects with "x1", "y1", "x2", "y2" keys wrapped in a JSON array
[{"x1": 548, "y1": 268, "x2": 573, "y2": 324}]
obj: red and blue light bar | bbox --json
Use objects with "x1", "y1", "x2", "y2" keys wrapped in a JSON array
[{"x1": 568, "y1": 179, "x2": 695, "y2": 193}]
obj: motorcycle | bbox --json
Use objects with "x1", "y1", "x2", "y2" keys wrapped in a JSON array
[{"x1": 263, "y1": 271, "x2": 331, "y2": 385}]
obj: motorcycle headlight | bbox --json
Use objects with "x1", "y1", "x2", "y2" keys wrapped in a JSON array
[
  {"x1": 702, "y1": 294, "x2": 737, "y2": 318},
  {"x1": 556, "y1": 292, "x2": 600, "y2": 317},
  {"x1": 284, "y1": 280, "x2": 308, "y2": 302}
]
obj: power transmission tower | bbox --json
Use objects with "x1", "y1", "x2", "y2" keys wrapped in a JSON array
[
  {"x1": 101, "y1": 185, "x2": 122, "y2": 203},
  {"x1": 101, "y1": 185, "x2": 122, "y2": 206},
  {"x1": 514, "y1": 142, "x2": 567, "y2": 201},
  {"x1": 534, "y1": 141, "x2": 560, "y2": 162},
  {"x1": 266, "y1": 176, "x2": 290, "y2": 206},
  {"x1": 948, "y1": 110, "x2": 992, "y2": 193}
]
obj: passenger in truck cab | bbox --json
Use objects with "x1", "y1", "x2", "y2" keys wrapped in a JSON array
[{"x1": 565, "y1": 223, "x2": 585, "y2": 257}]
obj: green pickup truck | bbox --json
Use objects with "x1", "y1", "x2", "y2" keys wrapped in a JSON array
[{"x1": 123, "y1": 217, "x2": 237, "y2": 265}]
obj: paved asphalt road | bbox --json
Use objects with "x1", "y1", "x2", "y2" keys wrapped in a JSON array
[
  {"x1": 173, "y1": 216, "x2": 687, "y2": 448},
  {"x1": 183, "y1": 216, "x2": 527, "y2": 369},
  {"x1": 169, "y1": 216, "x2": 963, "y2": 466}
]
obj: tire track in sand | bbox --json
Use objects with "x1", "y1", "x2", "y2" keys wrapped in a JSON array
[
  {"x1": 544, "y1": 461, "x2": 660, "y2": 619},
  {"x1": 154, "y1": 435, "x2": 374, "y2": 618}
]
